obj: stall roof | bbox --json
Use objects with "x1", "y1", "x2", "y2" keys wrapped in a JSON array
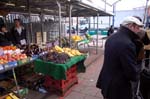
[{"x1": 0, "y1": 0, "x2": 113, "y2": 17}]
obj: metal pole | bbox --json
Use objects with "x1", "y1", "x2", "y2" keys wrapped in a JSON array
[
  {"x1": 96, "y1": 13, "x2": 99, "y2": 54},
  {"x1": 89, "y1": 17, "x2": 91, "y2": 32},
  {"x1": 94, "y1": 17, "x2": 95, "y2": 29},
  {"x1": 104, "y1": 0, "x2": 106, "y2": 11},
  {"x1": 69, "y1": 4, "x2": 73, "y2": 47},
  {"x1": 77, "y1": 17, "x2": 79, "y2": 35},
  {"x1": 109, "y1": 16, "x2": 111, "y2": 26},
  {"x1": 112, "y1": 0, "x2": 121, "y2": 26},
  {"x1": 112, "y1": 5, "x2": 115, "y2": 26},
  {"x1": 40, "y1": 11, "x2": 44, "y2": 43},
  {"x1": 143, "y1": 0, "x2": 149, "y2": 26},
  {"x1": 27, "y1": 0, "x2": 32, "y2": 43},
  {"x1": 12, "y1": 68, "x2": 20, "y2": 97},
  {"x1": 57, "y1": 1, "x2": 62, "y2": 46}
]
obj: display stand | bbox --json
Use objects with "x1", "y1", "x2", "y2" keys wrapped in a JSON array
[
  {"x1": 34, "y1": 55, "x2": 86, "y2": 96},
  {"x1": 12, "y1": 68, "x2": 20, "y2": 97},
  {"x1": 44, "y1": 65, "x2": 78, "y2": 96}
]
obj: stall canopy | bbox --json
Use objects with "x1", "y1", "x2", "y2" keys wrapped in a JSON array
[{"x1": 0, "y1": 0, "x2": 113, "y2": 17}]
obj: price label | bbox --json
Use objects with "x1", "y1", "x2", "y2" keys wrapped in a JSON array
[{"x1": 0, "y1": 65, "x2": 4, "y2": 70}]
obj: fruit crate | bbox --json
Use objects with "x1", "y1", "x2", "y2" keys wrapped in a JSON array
[
  {"x1": 19, "y1": 74, "x2": 44, "y2": 90},
  {"x1": 44, "y1": 65, "x2": 78, "y2": 96}
]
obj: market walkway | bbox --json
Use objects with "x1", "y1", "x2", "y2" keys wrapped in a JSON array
[
  {"x1": 63, "y1": 48, "x2": 104, "y2": 99},
  {"x1": 25, "y1": 46, "x2": 105, "y2": 99}
]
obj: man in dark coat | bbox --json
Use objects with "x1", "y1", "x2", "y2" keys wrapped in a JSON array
[
  {"x1": 11, "y1": 19, "x2": 27, "y2": 45},
  {"x1": 96, "y1": 16, "x2": 144, "y2": 99},
  {"x1": 0, "y1": 25, "x2": 12, "y2": 46}
]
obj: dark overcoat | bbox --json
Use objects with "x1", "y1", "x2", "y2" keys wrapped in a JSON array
[
  {"x1": 0, "y1": 32, "x2": 12, "y2": 46},
  {"x1": 96, "y1": 26, "x2": 142, "y2": 99},
  {"x1": 11, "y1": 27, "x2": 27, "y2": 45}
]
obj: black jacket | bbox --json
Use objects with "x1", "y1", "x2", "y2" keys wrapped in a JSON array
[
  {"x1": 0, "y1": 32, "x2": 12, "y2": 46},
  {"x1": 96, "y1": 26, "x2": 142, "y2": 99},
  {"x1": 11, "y1": 26, "x2": 27, "y2": 45}
]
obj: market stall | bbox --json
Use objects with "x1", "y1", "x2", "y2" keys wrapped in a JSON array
[
  {"x1": 34, "y1": 55, "x2": 86, "y2": 80},
  {"x1": 34, "y1": 55, "x2": 86, "y2": 95},
  {"x1": 0, "y1": 0, "x2": 112, "y2": 98}
]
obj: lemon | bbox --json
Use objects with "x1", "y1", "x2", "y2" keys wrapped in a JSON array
[{"x1": 5, "y1": 96, "x2": 12, "y2": 99}]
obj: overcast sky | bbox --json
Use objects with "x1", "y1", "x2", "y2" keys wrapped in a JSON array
[{"x1": 107, "y1": 0, "x2": 147, "y2": 11}]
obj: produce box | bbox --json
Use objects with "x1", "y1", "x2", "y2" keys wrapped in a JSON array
[
  {"x1": 44, "y1": 65, "x2": 78, "y2": 96},
  {"x1": 18, "y1": 58, "x2": 30, "y2": 65},
  {"x1": 20, "y1": 74, "x2": 44, "y2": 90}
]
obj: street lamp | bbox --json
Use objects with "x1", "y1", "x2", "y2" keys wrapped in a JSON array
[
  {"x1": 144, "y1": 0, "x2": 149, "y2": 27},
  {"x1": 102, "y1": 0, "x2": 121, "y2": 26},
  {"x1": 112, "y1": 0, "x2": 121, "y2": 26}
]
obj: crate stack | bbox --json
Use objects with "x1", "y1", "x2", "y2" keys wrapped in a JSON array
[{"x1": 44, "y1": 64, "x2": 78, "y2": 96}]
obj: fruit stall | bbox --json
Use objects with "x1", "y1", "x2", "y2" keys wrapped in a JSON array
[
  {"x1": 0, "y1": 45, "x2": 46, "y2": 98},
  {"x1": 0, "y1": 44, "x2": 87, "y2": 98},
  {"x1": 0, "y1": 0, "x2": 113, "y2": 98},
  {"x1": 34, "y1": 45, "x2": 86, "y2": 95}
]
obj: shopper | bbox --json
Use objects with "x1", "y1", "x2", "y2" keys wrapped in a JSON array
[
  {"x1": 0, "y1": 25, "x2": 13, "y2": 46},
  {"x1": 107, "y1": 25, "x2": 114, "y2": 36},
  {"x1": 96, "y1": 16, "x2": 144, "y2": 99},
  {"x1": 11, "y1": 19, "x2": 27, "y2": 45}
]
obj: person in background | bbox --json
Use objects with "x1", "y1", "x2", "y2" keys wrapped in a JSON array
[
  {"x1": 84, "y1": 27, "x2": 88, "y2": 33},
  {"x1": 107, "y1": 25, "x2": 114, "y2": 36},
  {"x1": 134, "y1": 16, "x2": 150, "y2": 67},
  {"x1": 72, "y1": 27, "x2": 76, "y2": 34},
  {"x1": 11, "y1": 19, "x2": 27, "y2": 45},
  {"x1": 96, "y1": 16, "x2": 144, "y2": 99},
  {"x1": 0, "y1": 25, "x2": 13, "y2": 46}
]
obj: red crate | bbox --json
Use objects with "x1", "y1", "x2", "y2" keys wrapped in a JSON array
[{"x1": 44, "y1": 64, "x2": 78, "y2": 96}]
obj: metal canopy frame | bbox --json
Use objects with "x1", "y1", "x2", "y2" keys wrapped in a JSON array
[
  {"x1": 0, "y1": 0, "x2": 113, "y2": 17},
  {"x1": 0, "y1": 0, "x2": 112, "y2": 51}
]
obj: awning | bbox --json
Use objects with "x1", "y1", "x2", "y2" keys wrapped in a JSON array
[{"x1": 0, "y1": 0, "x2": 113, "y2": 17}]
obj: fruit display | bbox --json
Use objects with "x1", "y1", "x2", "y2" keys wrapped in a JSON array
[
  {"x1": 63, "y1": 48, "x2": 82, "y2": 57},
  {"x1": 41, "y1": 51, "x2": 70, "y2": 64},
  {"x1": 0, "y1": 46, "x2": 28, "y2": 65},
  {"x1": 4, "y1": 93, "x2": 19, "y2": 99},
  {"x1": 18, "y1": 44, "x2": 43, "y2": 57},
  {"x1": 0, "y1": 53, "x2": 27, "y2": 65},
  {"x1": 53, "y1": 45, "x2": 64, "y2": 53},
  {"x1": 71, "y1": 35, "x2": 83, "y2": 42},
  {"x1": 61, "y1": 37, "x2": 71, "y2": 47},
  {"x1": 53, "y1": 46, "x2": 82, "y2": 57},
  {"x1": 0, "y1": 46, "x2": 17, "y2": 51}
]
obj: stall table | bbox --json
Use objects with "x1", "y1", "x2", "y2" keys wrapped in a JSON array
[{"x1": 34, "y1": 55, "x2": 86, "y2": 96}]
